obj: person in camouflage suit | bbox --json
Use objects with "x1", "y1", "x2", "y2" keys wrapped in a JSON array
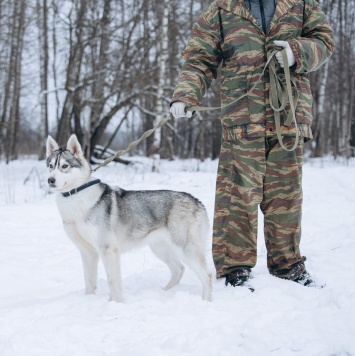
[{"x1": 170, "y1": 0, "x2": 335, "y2": 287}]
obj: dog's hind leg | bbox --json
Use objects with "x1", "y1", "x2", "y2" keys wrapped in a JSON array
[
  {"x1": 79, "y1": 248, "x2": 99, "y2": 295},
  {"x1": 150, "y1": 241, "x2": 185, "y2": 291},
  {"x1": 180, "y1": 250, "x2": 212, "y2": 301}
]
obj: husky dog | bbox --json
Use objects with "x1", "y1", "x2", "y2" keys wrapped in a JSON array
[{"x1": 46, "y1": 134, "x2": 212, "y2": 302}]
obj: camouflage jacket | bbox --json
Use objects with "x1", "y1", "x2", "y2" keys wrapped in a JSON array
[{"x1": 172, "y1": 0, "x2": 335, "y2": 140}]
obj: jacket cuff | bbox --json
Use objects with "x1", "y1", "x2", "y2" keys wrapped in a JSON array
[
  {"x1": 288, "y1": 39, "x2": 307, "y2": 74},
  {"x1": 170, "y1": 95, "x2": 199, "y2": 108}
]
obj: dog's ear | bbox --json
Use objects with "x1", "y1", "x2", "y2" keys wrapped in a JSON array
[
  {"x1": 66, "y1": 134, "x2": 83, "y2": 158},
  {"x1": 46, "y1": 135, "x2": 59, "y2": 157}
]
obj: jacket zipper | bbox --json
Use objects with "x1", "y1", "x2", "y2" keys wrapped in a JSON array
[{"x1": 259, "y1": 0, "x2": 267, "y2": 34}]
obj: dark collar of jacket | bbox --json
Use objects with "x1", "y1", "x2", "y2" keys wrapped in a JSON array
[{"x1": 217, "y1": 0, "x2": 299, "y2": 34}]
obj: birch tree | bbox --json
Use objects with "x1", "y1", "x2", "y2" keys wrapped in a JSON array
[
  {"x1": 0, "y1": 0, "x2": 354, "y2": 161},
  {"x1": 150, "y1": 0, "x2": 170, "y2": 171}
]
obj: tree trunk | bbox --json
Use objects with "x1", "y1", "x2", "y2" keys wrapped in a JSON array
[
  {"x1": 37, "y1": 0, "x2": 49, "y2": 159},
  {"x1": 313, "y1": 61, "x2": 329, "y2": 157},
  {"x1": 4, "y1": 0, "x2": 26, "y2": 162},
  {"x1": 88, "y1": 0, "x2": 111, "y2": 159},
  {"x1": 56, "y1": 0, "x2": 87, "y2": 145},
  {"x1": 151, "y1": 0, "x2": 169, "y2": 171}
]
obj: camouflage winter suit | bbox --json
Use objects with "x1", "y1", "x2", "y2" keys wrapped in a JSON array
[{"x1": 172, "y1": 0, "x2": 335, "y2": 279}]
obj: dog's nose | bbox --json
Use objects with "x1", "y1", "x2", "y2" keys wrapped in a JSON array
[{"x1": 48, "y1": 177, "x2": 56, "y2": 186}]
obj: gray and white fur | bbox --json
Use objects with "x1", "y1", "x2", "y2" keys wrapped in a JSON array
[{"x1": 46, "y1": 134, "x2": 212, "y2": 302}]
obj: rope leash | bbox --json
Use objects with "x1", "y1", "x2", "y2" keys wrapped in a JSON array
[
  {"x1": 268, "y1": 48, "x2": 299, "y2": 151},
  {"x1": 92, "y1": 45, "x2": 298, "y2": 172},
  {"x1": 187, "y1": 45, "x2": 299, "y2": 152},
  {"x1": 92, "y1": 114, "x2": 171, "y2": 172}
]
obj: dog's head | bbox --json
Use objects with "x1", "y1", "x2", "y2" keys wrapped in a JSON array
[{"x1": 46, "y1": 134, "x2": 91, "y2": 192}]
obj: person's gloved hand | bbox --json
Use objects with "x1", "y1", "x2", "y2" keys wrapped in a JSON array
[
  {"x1": 170, "y1": 101, "x2": 193, "y2": 118},
  {"x1": 274, "y1": 40, "x2": 296, "y2": 68}
]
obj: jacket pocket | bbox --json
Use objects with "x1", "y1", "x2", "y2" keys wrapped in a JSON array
[{"x1": 220, "y1": 74, "x2": 250, "y2": 126}]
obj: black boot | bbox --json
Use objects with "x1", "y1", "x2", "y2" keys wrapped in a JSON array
[
  {"x1": 225, "y1": 267, "x2": 251, "y2": 287},
  {"x1": 293, "y1": 271, "x2": 316, "y2": 287}
]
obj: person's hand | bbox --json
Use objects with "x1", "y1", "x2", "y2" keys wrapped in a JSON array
[
  {"x1": 274, "y1": 40, "x2": 296, "y2": 68},
  {"x1": 170, "y1": 101, "x2": 193, "y2": 118}
]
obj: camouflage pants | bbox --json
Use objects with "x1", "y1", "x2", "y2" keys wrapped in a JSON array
[{"x1": 212, "y1": 135, "x2": 306, "y2": 279}]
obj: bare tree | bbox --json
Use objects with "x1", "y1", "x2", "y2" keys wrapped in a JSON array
[
  {"x1": 1, "y1": 0, "x2": 26, "y2": 162},
  {"x1": 37, "y1": 0, "x2": 49, "y2": 159},
  {"x1": 150, "y1": 0, "x2": 170, "y2": 170},
  {"x1": 56, "y1": 0, "x2": 87, "y2": 145},
  {"x1": 0, "y1": 0, "x2": 353, "y2": 162}
]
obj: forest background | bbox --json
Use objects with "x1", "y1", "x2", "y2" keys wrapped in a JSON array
[{"x1": 0, "y1": 0, "x2": 353, "y2": 163}]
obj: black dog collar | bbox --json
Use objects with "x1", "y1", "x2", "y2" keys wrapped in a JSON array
[{"x1": 61, "y1": 179, "x2": 101, "y2": 197}]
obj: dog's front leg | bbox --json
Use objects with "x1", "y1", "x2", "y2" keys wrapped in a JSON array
[
  {"x1": 100, "y1": 246, "x2": 122, "y2": 302},
  {"x1": 79, "y1": 248, "x2": 99, "y2": 295}
]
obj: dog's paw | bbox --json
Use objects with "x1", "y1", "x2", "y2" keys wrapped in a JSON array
[
  {"x1": 85, "y1": 287, "x2": 97, "y2": 295},
  {"x1": 109, "y1": 294, "x2": 123, "y2": 303}
]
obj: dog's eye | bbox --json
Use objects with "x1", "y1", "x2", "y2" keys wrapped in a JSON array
[
  {"x1": 49, "y1": 164, "x2": 53, "y2": 169},
  {"x1": 62, "y1": 164, "x2": 69, "y2": 169}
]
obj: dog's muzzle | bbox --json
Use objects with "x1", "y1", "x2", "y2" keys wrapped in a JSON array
[{"x1": 48, "y1": 177, "x2": 56, "y2": 187}]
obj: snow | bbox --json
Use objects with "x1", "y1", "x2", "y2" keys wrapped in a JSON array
[{"x1": 1, "y1": 157, "x2": 355, "y2": 355}]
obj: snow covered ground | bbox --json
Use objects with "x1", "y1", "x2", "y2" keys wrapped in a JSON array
[{"x1": 1, "y1": 156, "x2": 355, "y2": 356}]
